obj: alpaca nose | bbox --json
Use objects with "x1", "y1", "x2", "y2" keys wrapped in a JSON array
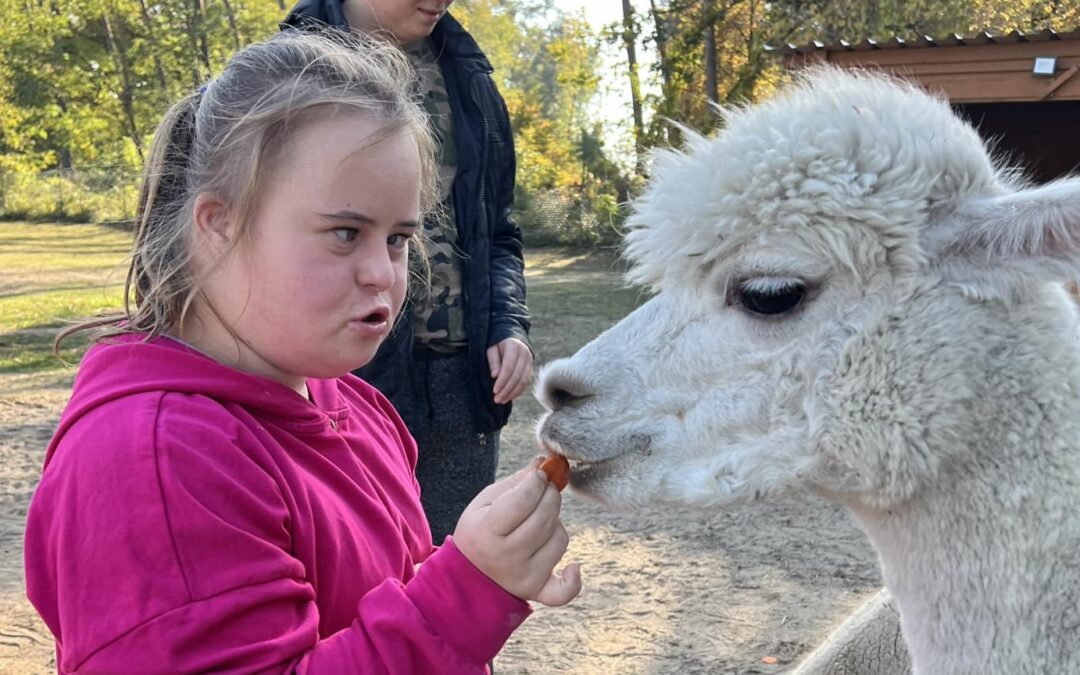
[{"x1": 539, "y1": 366, "x2": 594, "y2": 411}]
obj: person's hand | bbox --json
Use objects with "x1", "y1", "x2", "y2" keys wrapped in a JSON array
[
  {"x1": 453, "y1": 458, "x2": 582, "y2": 607},
  {"x1": 487, "y1": 337, "x2": 533, "y2": 404}
]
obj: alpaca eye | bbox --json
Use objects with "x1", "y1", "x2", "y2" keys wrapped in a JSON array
[{"x1": 737, "y1": 281, "x2": 807, "y2": 316}]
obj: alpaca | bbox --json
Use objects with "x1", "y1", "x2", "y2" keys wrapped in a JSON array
[{"x1": 535, "y1": 68, "x2": 1080, "y2": 674}]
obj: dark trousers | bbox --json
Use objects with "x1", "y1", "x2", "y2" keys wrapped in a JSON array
[{"x1": 400, "y1": 351, "x2": 500, "y2": 543}]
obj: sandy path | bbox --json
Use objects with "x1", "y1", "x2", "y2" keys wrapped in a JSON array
[
  {"x1": 0, "y1": 373, "x2": 69, "y2": 673},
  {"x1": 0, "y1": 254, "x2": 883, "y2": 674}
]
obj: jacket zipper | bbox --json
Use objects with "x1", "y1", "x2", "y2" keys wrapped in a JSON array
[
  {"x1": 463, "y1": 70, "x2": 492, "y2": 312},
  {"x1": 473, "y1": 70, "x2": 490, "y2": 235}
]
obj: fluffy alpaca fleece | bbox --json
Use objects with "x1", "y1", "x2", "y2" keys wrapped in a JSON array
[{"x1": 535, "y1": 68, "x2": 1080, "y2": 674}]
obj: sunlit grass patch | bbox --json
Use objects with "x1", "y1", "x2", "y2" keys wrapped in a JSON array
[
  {"x1": 0, "y1": 221, "x2": 129, "y2": 372},
  {"x1": 0, "y1": 221, "x2": 130, "y2": 298},
  {"x1": 0, "y1": 331, "x2": 88, "y2": 374},
  {"x1": 0, "y1": 286, "x2": 125, "y2": 333}
]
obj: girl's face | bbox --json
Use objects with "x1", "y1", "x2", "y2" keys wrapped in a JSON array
[
  {"x1": 191, "y1": 113, "x2": 421, "y2": 391},
  {"x1": 342, "y1": 0, "x2": 453, "y2": 44}
]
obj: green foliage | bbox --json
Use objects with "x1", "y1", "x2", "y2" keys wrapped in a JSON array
[
  {"x1": 516, "y1": 185, "x2": 626, "y2": 247},
  {"x1": 457, "y1": 1, "x2": 606, "y2": 190},
  {"x1": 1, "y1": 168, "x2": 139, "y2": 222},
  {"x1": 773, "y1": 0, "x2": 1080, "y2": 45},
  {"x1": 1, "y1": 0, "x2": 623, "y2": 246},
  {"x1": 638, "y1": 0, "x2": 1080, "y2": 146},
  {"x1": 4, "y1": 0, "x2": 1078, "y2": 246},
  {"x1": 455, "y1": 1, "x2": 628, "y2": 245},
  {"x1": 0, "y1": 0, "x2": 281, "y2": 225}
]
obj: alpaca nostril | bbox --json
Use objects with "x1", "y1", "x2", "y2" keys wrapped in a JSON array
[
  {"x1": 541, "y1": 373, "x2": 594, "y2": 412},
  {"x1": 552, "y1": 386, "x2": 591, "y2": 410}
]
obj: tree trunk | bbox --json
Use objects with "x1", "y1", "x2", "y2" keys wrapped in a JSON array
[
  {"x1": 621, "y1": 0, "x2": 646, "y2": 173},
  {"x1": 56, "y1": 95, "x2": 73, "y2": 170},
  {"x1": 196, "y1": 0, "x2": 212, "y2": 74},
  {"x1": 704, "y1": 0, "x2": 718, "y2": 104},
  {"x1": 220, "y1": 0, "x2": 243, "y2": 50},
  {"x1": 135, "y1": 0, "x2": 170, "y2": 93},
  {"x1": 649, "y1": 0, "x2": 672, "y2": 92},
  {"x1": 101, "y1": 8, "x2": 145, "y2": 163},
  {"x1": 185, "y1": 0, "x2": 205, "y2": 86},
  {"x1": 188, "y1": 0, "x2": 212, "y2": 82}
]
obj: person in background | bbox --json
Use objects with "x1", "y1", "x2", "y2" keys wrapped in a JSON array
[
  {"x1": 283, "y1": 0, "x2": 534, "y2": 544},
  {"x1": 24, "y1": 31, "x2": 578, "y2": 673}
]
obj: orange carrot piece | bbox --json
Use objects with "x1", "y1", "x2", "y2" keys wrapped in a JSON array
[{"x1": 539, "y1": 454, "x2": 571, "y2": 492}]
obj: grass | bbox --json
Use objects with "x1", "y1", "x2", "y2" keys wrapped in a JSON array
[
  {"x1": 0, "y1": 331, "x2": 92, "y2": 374},
  {"x1": 0, "y1": 224, "x2": 646, "y2": 375},
  {"x1": 0, "y1": 221, "x2": 130, "y2": 373}
]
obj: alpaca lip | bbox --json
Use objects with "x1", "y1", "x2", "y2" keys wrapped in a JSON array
[{"x1": 537, "y1": 416, "x2": 653, "y2": 464}]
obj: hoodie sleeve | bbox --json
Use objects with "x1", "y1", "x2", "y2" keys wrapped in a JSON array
[{"x1": 24, "y1": 393, "x2": 529, "y2": 673}]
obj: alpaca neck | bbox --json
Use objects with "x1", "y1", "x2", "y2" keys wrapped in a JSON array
[
  {"x1": 848, "y1": 441, "x2": 1080, "y2": 674},
  {"x1": 834, "y1": 288, "x2": 1080, "y2": 673}
]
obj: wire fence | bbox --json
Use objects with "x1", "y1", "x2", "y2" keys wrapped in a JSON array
[
  {"x1": 515, "y1": 187, "x2": 626, "y2": 247},
  {"x1": 0, "y1": 167, "x2": 627, "y2": 246},
  {"x1": 0, "y1": 166, "x2": 141, "y2": 224}
]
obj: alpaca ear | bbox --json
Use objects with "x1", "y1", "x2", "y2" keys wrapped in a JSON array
[{"x1": 932, "y1": 177, "x2": 1080, "y2": 287}]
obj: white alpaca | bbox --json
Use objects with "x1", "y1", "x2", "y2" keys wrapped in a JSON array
[{"x1": 535, "y1": 68, "x2": 1080, "y2": 674}]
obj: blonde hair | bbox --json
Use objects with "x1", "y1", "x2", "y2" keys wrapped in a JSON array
[{"x1": 58, "y1": 29, "x2": 437, "y2": 351}]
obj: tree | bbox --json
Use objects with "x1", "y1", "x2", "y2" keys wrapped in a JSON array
[{"x1": 621, "y1": 0, "x2": 646, "y2": 171}]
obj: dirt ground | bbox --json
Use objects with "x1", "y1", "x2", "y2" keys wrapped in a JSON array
[{"x1": 0, "y1": 250, "x2": 883, "y2": 674}]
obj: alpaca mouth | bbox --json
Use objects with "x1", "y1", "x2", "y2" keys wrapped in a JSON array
[
  {"x1": 537, "y1": 419, "x2": 653, "y2": 465},
  {"x1": 538, "y1": 434, "x2": 640, "y2": 488}
]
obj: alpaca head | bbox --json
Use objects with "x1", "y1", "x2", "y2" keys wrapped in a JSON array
[{"x1": 536, "y1": 68, "x2": 1080, "y2": 512}]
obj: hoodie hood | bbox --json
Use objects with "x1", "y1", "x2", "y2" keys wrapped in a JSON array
[{"x1": 45, "y1": 335, "x2": 349, "y2": 468}]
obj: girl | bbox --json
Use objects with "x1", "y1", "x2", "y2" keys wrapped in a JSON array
[
  {"x1": 24, "y1": 31, "x2": 579, "y2": 673},
  {"x1": 283, "y1": 0, "x2": 535, "y2": 545}
]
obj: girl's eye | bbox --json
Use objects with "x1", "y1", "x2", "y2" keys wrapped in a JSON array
[
  {"x1": 736, "y1": 281, "x2": 807, "y2": 316},
  {"x1": 388, "y1": 233, "x2": 412, "y2": 249},
  {"x1": 333, "y1": 228, "x2": 358, "y2": 243}
]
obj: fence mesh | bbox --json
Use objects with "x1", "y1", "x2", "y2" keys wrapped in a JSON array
[{"x1": 0, "y1": 166, "x2": 140, "y2": 224}]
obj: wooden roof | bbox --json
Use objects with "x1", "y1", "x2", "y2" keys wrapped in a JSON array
[{"x1": 769, "y1": 28, "x2": 1080, "y2": 102}]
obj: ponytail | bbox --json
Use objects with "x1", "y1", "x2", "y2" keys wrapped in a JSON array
[
  {"x1": 54, "y1": 93, "x2": 202, "y2": 354},
  {"x1": 128, "y1": 93, "x2": 200, "y2": 328}
]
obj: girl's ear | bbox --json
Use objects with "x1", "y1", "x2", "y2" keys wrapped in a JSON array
[
  {"x1": 930, "y1": 177, "x2": 1080, "y2": 292},
  {"x1": 192, "y1": 192, "x2": 234, "y2": 254}
]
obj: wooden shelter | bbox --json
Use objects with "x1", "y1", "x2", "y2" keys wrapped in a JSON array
[{"x1": 771, "y1": 29, "x2": 1080, "y2": 182}]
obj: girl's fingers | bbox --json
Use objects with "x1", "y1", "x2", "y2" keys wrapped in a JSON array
[
  {"x1": 469, "y1": 461, "x2": 538, "y2": 507},
  {"x1": 528, "y1": 521, "x2": 570, "y2": 574},
  {"x1": 506, "y1": 483, "x2": 562, "y2": 555},
  {"x1": 487, "y1": 470, "x2": 548, "y2": 535},
  {"x1": 534, "y1": 562, "x2": 582, "y2": 608}
]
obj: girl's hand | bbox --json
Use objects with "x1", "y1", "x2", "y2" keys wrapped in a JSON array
[
  {"x1": 487, "y1": 338, "x2": 533, "y2": 404},
  {"x1": 453, "y1": 459, "x2": 582, "y2": 607}
]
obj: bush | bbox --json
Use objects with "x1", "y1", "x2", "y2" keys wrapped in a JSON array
[
  {"x1": 516, "y1": 186, "x2": 627, "y2": 248},
  {"x1": 0, "y1": 168, "x2": 139, "y2": 224}
]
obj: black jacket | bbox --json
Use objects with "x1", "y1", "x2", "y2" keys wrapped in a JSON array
[{"x1": 282, "y1": 2, "x2": 530, "y2": 435}]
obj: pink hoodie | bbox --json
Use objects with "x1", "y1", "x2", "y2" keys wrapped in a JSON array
[{"x1": 25, "y1": 335, "x2": 530, "y2": 673}]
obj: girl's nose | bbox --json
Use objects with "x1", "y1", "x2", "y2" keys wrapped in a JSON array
[{"x1": 356, "y1": 244, "x2": 396, "y2": 291}]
